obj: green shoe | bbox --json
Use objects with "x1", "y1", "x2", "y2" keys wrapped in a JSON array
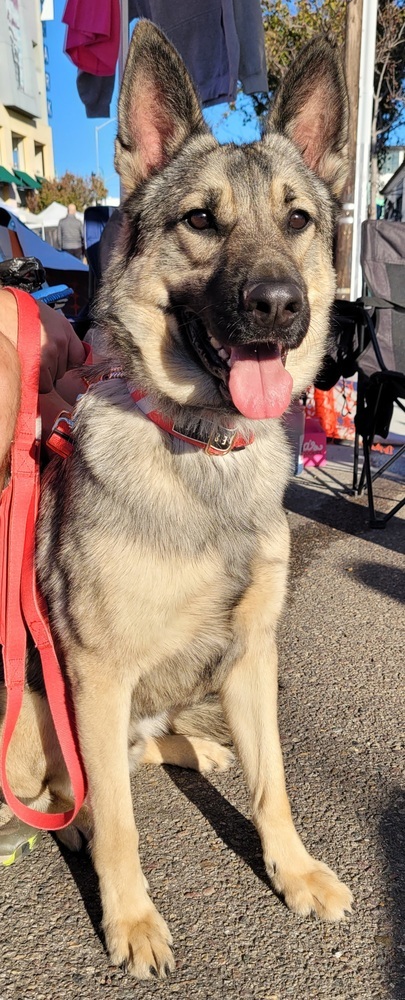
[{"x1": 0, "y1": 815, "x2": 41, "y2": 867}]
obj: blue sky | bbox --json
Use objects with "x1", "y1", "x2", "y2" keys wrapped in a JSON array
[
  {"x1": 45, "y1": 2, "x2": 260, "y2": 200},
  {"x1": 45, "y1": 2, "x2": 405, "y2": 198}
]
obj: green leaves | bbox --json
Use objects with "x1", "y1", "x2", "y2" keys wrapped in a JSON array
[{"x1": 261, "y1": 0, "x2": 345, "y2": 92}]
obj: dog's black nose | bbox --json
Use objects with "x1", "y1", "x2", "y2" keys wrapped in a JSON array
[{"x1": 242, "y1": 280, "x2": 304, "y2": 329}]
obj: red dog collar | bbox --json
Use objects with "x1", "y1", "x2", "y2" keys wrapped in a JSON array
[
  {"x1": 48, "y1": 353, "x2": 254, "y2": 458},
  {"x1": 130, "y1": 389, "x2": 254, "y2": 456}
]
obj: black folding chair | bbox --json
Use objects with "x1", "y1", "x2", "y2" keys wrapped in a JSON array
[{"x1": 352, "y1": 220, "x2": 405, "y2": 527}]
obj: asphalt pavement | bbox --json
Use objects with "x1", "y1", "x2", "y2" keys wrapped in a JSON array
[{"x1": 1, "y1": 440, "x2": 404, "y2": 1000}]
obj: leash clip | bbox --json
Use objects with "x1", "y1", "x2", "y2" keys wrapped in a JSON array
[{"x1": 46, "y1": 411, "x2": 75, "y2": 459}]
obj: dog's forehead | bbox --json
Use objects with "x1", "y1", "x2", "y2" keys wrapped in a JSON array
[{"x1": 167, "y1": 134, "x2": 327, "y2": 219}]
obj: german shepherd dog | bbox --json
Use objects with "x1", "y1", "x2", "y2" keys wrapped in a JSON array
[{"x1": 1, "y1": 21, "x2": 352, "y2": 979}]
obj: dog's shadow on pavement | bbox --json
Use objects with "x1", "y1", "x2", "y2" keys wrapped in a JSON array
[
  {"x1": 56, "y1": 837, "x2": 105, "y2": 946},
  {"x1": 53, "y1": 766, "x2": 405, "y2": 999},
  {"x1": 164, "y1": 765, "x2": 274, "y2": 891},
  {"x1": 54, "y1": 766, "x2": 274, "y2": 952}
]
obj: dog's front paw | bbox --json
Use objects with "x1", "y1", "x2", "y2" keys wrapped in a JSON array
[
  {"x1": 270, "y1": 857, "x2": 353, "y2": 921},
  {"x1": 105, "y1": 905, "x2": 175, "y2": 979}
]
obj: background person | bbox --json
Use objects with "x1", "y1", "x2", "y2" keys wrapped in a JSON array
[{"x1": 57, "y1": 204, "x2": 84, "y2": 259}]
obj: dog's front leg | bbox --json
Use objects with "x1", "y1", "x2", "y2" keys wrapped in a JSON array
[
  {"x1": 70, "y1": 663, "x2": 175, "y2": 979},
  {"x1": 220, "y1": 530, "x2": 353, "y2": 922}
]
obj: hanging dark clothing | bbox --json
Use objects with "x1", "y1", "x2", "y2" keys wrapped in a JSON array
[{"x1": 67, "y1": 0, "x2": 268, "y2": 118}]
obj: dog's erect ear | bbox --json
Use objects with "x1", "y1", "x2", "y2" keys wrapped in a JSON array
[
  {"x1": 115, "y1": 20, "x2": 208, "y2": 191},
  {"x1": 267, "y1": 36, "x2": 348, "y2": 197}
]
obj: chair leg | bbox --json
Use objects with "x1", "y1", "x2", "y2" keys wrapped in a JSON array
[
  {"x1": 353, "y1": 369, "x2": 367, "y2": 495},
  {"x1": 367, "y1": 442, "x2": 405, "y2": 485},
  {"x1": 357, "y1": 453, "x2": 367, "y2": 496},
  {"x1": 362, "y1": 435, "x2": 379, "y2": 526},
  {"x1": 363, "y1": 439, "x2": 405, "y2": 527},
  {"x1": 356, "y1": 384, "x2": 382, "y2": 513},
  {"x1": 352, "y1": 428, "x2": 361, "y2": 493},
  {"x1": 380, "y1": 495, "x2": 405, "y2": 526}
]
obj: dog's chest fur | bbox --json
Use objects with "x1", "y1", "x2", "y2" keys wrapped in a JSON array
[{"x1": 37, "y1": 381, "x2": 291, "y2": 717}]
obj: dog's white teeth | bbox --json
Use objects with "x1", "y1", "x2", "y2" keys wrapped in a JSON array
[
  {"x1": 209, "y1": 336, "x2": 222, "y2": 350},
  {"x1": 208, "y1": 334, "x2": 230, "y2": 363}
]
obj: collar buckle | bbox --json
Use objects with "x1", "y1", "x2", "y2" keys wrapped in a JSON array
[{"x1": 205, "y1": 426, "x2": 237, "y2": 455}]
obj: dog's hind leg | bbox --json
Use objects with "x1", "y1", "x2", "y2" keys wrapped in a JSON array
[
  {"x1": 0, "y1": 687, "x2": 70, "y2": 812},
  {"x1": 66, "y1": 661, "x2": 175, "y2": 980},
  {"x1": 168, "y1": 698, "x2": 231, "y2": 746},
  {"x1": 137, "y1": 699, "x2": 233, "y2": 772},
  {"x1": 140, "y1": 734, "x2": 234, "y2": 773},
  {"x1": 54, "y1": 803, "x2": 93, "y2": 851},
  {"x1": 220, "y1": 523, "x2": 353, "y2": 922},
  {"x1": 0, "y1": 685, "x2": 94, "y2": 853}
]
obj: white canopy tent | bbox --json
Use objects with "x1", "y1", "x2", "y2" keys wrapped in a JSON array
[
  {"x1": 34, "y1": 202, "x2": 84, "y2": 227},
  {"x1": 0, "y1": 200, "x2": 41, "y2": 227}
]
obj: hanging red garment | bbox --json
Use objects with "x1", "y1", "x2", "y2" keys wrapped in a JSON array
[{"x1": 63, "y1": 0, "x2": 120, "y2": 76}]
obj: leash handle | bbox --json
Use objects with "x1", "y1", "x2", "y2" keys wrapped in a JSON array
[{"x1": 0, "y1": 289, "x2": 87, "y2": 829}]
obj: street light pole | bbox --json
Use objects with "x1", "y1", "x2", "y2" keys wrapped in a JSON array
[
  {"x1": 118, "y1": 0, "x2": 129, "y2": 85},
  {"x1": 95, "y1": 118, "x2": 117, "y2": 178}
]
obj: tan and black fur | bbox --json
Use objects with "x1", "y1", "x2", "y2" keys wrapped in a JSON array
[{"x1": 1, "y1": 22, "x2": 352, "y2": 979}]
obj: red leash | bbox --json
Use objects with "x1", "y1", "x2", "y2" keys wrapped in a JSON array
[{"x1": 0, "y1": 289, "x2": 87, "y2": 830}]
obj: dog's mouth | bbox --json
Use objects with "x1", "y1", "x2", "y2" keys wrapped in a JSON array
[{"x1": 180, "y1": 309, "x2": 293, "y2": 419}]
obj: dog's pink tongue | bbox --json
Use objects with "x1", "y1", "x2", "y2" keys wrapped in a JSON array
[{"x1": 228, "y1": 344, "x2": 293, "y2": 419}]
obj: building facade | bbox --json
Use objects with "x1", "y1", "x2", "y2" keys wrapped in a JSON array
[{"x1": 0, "y1": 0, "x2": 54, "y2": 206}]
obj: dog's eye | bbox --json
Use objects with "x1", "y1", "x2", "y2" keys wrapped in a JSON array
[
  {"x1": 185, "y1": 210, "x2": 215, "y2": 231},
  {"x1": 288, "y1": 210, "x2": 310, "y2": 232}
]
